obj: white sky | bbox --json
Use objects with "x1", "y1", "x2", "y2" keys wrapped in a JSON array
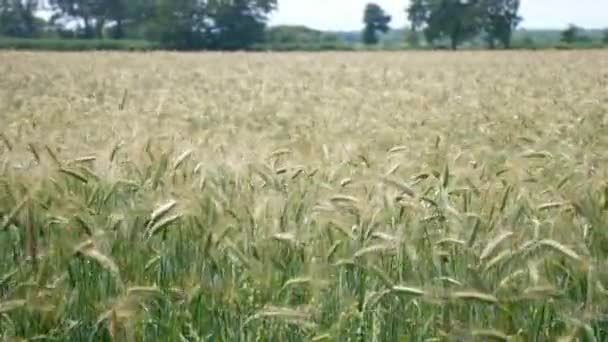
[{"x1": 269, "y1": 0, "x2": 608, "y2": 31}]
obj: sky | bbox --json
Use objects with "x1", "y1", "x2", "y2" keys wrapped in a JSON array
[{"x1": 269, "y1": 0, "x2": 608, "y2": 31}]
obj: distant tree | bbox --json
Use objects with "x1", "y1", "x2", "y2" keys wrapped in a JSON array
[
  {"x1": 430, "y1": 0, "x2": 482, "y2": 49},
  {"x1": 407, "y1": 0, "x2": 482, "y2": 50},
  {"x1": 521, "y1": 35, "x2": 535, "y2": 48},
  {"x1": 265, "y1": 25, "x2": 344, "y2": 50},
  {"x1": 50, "y1": 0, "x2": 103, "y2": 38},
  {"x1": 602, "y1": 29, "x2": 608, "y2": 45},
  {"x1": 406, "y1": 0, "x2": 431, "y2": 32},
  {"x1": 119, "y1": 0, "x2": 156, "y2": 39},
  {"x1": 406, "y1": 0, "x2": 429, "y2": 46},
  {"x1": 103, "y1": 0, "x2": 130, "y2": 39},
  {"x1": 267, "y1": 25, "x2": 320, "y2": 43},
  {"x1": 146, "y1": 0, "x2": 210, "y2": 49},
  {"x1": 319, "y1": 32, "x2": 343, "y2": 46},
  {"x1": 479, "y1": 0, "x2": 521, "y2": 48},
  {"x1": 48, "y1": 0, "x2": 154, "y2": 39},
  {"x1": 206, "y1": 0, "x2": 277, "y2": 50},
  {"x1": 0, "y1": 0, "x2": 41, "y2": 38},
  {"x1": 560, "y1": 24, "x2": 589, "y2": 44},
  {"x1": 362, "y1": 3, "x2": 391, "y2": 45},
  {"x1": 406, "y1": 29, "x2": 421, "y2": 47},
  {"x1": 145, "y1": 0, "x2": 276, "y2": 50},
  {"x1": 561, "y1": 24, "x2": 581, "y2": 44}
]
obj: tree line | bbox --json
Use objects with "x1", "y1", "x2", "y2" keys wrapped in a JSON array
[
  {"x1": 364, "y1": 0, "x2": 521, "y2": 49},
  {"x1": 365, "y1": 0, "x2": 607, "y2": 49},
  {"x1": 1, "y1": 0, "x2": 607, "y2": 51},
  {"x1": 0, "y1": 0, "x2": 278, "y2": 50}
]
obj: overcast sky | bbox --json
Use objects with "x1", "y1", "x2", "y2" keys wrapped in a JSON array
[{"x1": 269, "y1": 0, "x2": 607, "y2": 31}]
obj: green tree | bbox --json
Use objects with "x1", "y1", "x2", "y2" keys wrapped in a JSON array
[
  {"x1": 406, "y1": 0, "x2": 430, "y2": 31},
  {"x1": 561, "y1": 24, "x2": 577, "y2": 44},
  {"x1": 117, "y1": 0, "x2": 156, "y2": 40},
  {"x1": 146, "y1": 0, "x2": 210, "y2": 49},
  {"x1": 408, "y1": 0, "x2": 482, "y2": 50},
  {"x1": 50, "y1": 0, "x2": 103, "y2": 38},
  {"x1": 102, "y1": 0, "x2": 130, "y2": 39},
  {"x1": 267, "y1": 25, "x2": 323, "y2": 45},
  {"x1": 206, "y1": 0, "x2": 277, "y2": 50},
  {"x1": 0, "y1": 0, "x2": 40, "y2": 37},
  {"x1": 603, "y1": 29, "x2": 608, "y2": 45},
  {"x1": 405, "y1": 29, "x2": 421, "y2": 47},
  {"x1": 97, "y1": 0, "x2": 155, "y2": 39},
  {"x1": 560, "y1": 24, "x2": 588, "y2": 44},
  {"x1": 362, "y1": 3, "x2": 391, "y2": 45},
  {"x1": 479, "y1": 0, "x2": 521, "y2": 48},
  {"x1": 265, "y1": 25, "x2": 344, "y2": 50},
  {"x1": 145, "y1": 0, "x2": 275, "y2": 50},
  {"x1": 405, "y1": 0, "x2": 430, "y2": 46}
]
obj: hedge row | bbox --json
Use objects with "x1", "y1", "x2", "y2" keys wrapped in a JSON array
[
  {"x1": 0, "y1": 37, "x2": 159, "y2": 51},
  {"x1": 1, "y1": 37, "x2": 607, "y2": 52}
]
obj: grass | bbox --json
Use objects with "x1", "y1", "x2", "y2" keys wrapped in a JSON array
[{"x1": 1, "y1": 50, "x2": 608, "y2": 341}]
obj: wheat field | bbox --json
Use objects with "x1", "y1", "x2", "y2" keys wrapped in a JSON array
[{"x1": 1, "y1": 50, "x2": 608, "y2": 341}]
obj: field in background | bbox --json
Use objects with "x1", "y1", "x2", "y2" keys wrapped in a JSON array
[{"x1": 1, "y1": 51, "x2": 608, "y2": 341}]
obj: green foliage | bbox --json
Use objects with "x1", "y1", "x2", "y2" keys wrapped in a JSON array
[
  {"x1": 406, "y1": 0, "x2": 431, "y2": 31},
  {"x1": 49, "y1": 0, "x2": 103, "y2": 38},
  {"x1": 512, "y1": 34, "x2": 537, "y2": 49},
  {"x1": 0, "y1": 0, "x2": 40, "y2": 38},
  {"x1": 0, "y1": 0, "x2": 606, "y2": 52},
  {"x1": 561, "y1": 24, "x2": 580, "y2": 44},
  {"x1": 560, "y1": 24, "x2": 594, "y2": 46},
  {"x1": 406, "y1": 29, "x2": 421, "y2": 47},
  {"x1": 102, "y1": 0, "x2": 132, "y2": 39},
  {"x1": 362, "y1": 2, "x2": 391, "y2": 45},
  {"x1": 407, "y1": 0, "x2": 522, "y2": 49},
  {"x1": 428, "y1": 0, "x2": 483, "y2": 49},
  {"x1": 0, "y1": 37, "x2": 158, "y2": 51},
  {"x1": 207, "y1": 0, "x2": 277, "y2": 50},
  {"x1": 408, "y1": 0, "x2": 482, "y2": 49},
  {"x1": 479, "y1": 0, "x2": 521, "y2": 48},
  {"x1": 264, "y1": 25, "x2": 347, "y2": 51},
  {"x1": 142, "y1": 0, "x2": 276, "y2": 50},
  {"x1": 266, "y1": 25, "x2": 323, "y2": 44},
  {"x1": 144, "y1": 0, "x2": 210, "y2": 50}
]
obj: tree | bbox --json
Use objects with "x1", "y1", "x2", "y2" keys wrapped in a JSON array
[
  {"x1": 50, "y1": 0, "x2": 103, "y2": 38},
  {"x1": 145, "y1": 0, "x2": 276, "y2": 50},
  {"x1": 406, "y1": 0, "x2": 431, "y2": 32},
  {"x1": 560, "y1": 24, "x2": 588, "y2": 44},
  {"x1": 206, "y1": 0, "x2": 277, "y2": 50},
  {"x1": 93, "y1": 0, "x2": 155, "y2": 40},
  {"x1": 116, "y1": 0, "x2": 156, "y2": 40},
  {"x1": 362, "y1": 3, "x2": 391, "y2": 45},
  {"x1": 479, "y1": 0, "x2": 521, "y2": 48},
  {"x1": 405, "y1": 0, "x2": 431, "y2": 46},
  {"x1": 146, "y1": 0, "x2": 210, "y2": 49},
  {"x1": 431, "y1": 0, "x2": 482, "y2": 49},
  {"x1": 407, "y1": 0, "x2": 482, "y2": 50},
  {"x1": 267, "y1": 25, "x2": 322, "y2": 44},
  {"x1": 405, "y1": 29, "x2": 421, "y2": 47},
  {"x1": 48, "y1": 0, "x2": 148, "y2": 39},
  {"x1": 103, "y1": 0, "x2": 130, "y2": 39},
  {"x1": 603, "y1": 29, "x2": 608, "y2": 45},
  {"x1": 0, "y1": 0, "x2": 40, "y2": 38},
  {"x1": 561, "y1": 24, "x2": 578, "y2": 44}
]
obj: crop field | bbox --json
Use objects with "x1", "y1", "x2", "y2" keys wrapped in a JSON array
[{"x1": 1, "y1": 50, "x2": 608, "y2": 341}]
